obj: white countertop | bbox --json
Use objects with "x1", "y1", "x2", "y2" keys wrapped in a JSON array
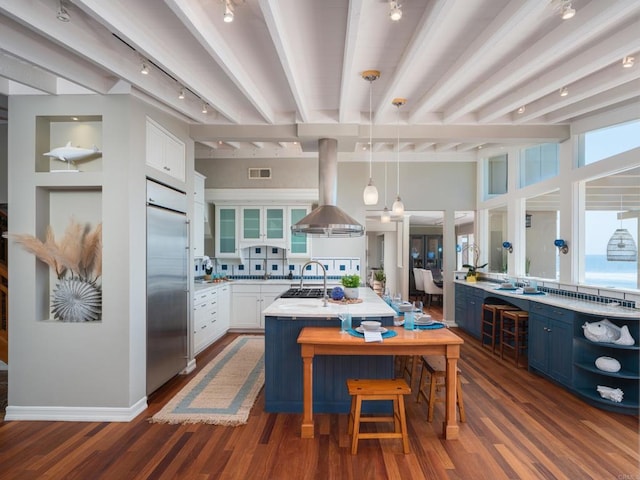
[
  {"x1": 262, "y1": 287, "x2": 396, "y2": 318},
  {"x1": 455, "y1": 280, "x2": 640, "y2": 319}
]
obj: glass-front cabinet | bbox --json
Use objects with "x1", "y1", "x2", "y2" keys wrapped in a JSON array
[
  {"x1": 215, "y1": 206, "x2": 238, "y2": 257},
  {"x1": 240, "y1": 206, "x2": 285, "y2": 245},
  {"x1": 288, "y1": 206, "x2": 311, "y2": 258}
]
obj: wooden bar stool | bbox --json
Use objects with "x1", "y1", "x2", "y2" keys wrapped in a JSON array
[
  {"x1": 500, "y1": 310, "x2": 529, "y2": 368},
  {"x1": 481, "y1": 304, "x2": 519, "y2": 354},
  {"x1": 347, "y1": 378, "x2": 411, "y2": 454},
  {"x1": 416, "y1": 356, "x2": 466, "y2": 422}
]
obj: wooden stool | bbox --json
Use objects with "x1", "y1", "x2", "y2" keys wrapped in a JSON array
[
  {"x1": 347, "y1": 378, "x2": 411, "y2": 454},
  {"x1": 416, "y1": 356, "x2": 466, "y2": 422},
  {"x1": 500, "y1": 310, "x2": 529, "y2": 368},
  {"x1": 481, "y1": 304, "x2": 519, "y2": 354}
]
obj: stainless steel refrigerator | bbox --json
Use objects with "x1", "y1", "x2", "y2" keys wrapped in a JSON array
[{"x1": 146, "y1": 179, "x2": 189, "y2": 395}]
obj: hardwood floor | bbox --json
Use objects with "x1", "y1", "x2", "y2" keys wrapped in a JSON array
[{"x1": 0, "y1": 326, "x2": 638, "y2": 479}]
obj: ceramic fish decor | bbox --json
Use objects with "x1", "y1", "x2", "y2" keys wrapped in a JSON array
[
  {"x1": 44, "y1": 141, "x2": 102, "y2": 164},
  {"x1": 582, "y1": 319, "x2": 635, "y2": 346}
]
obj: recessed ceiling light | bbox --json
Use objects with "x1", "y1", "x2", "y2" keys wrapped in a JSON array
[
  {"x1": 622, "y1": 56, "x2": 635, "y2": 68},
  {"x1": 517, "y1": 105, "x2": 526, "y2": 114},
  {"x1": 178, "y1": 88, "x2": 185, "y2": 100},
  {"x1": 71, "y1": 117, "x2": 78, "y2": 121},
  {"x1": 140, "y1": 61, "x2": 149, "y2": 75},
  {"x1": 202, "y1": 103, "x2": 208, "y2": 114},
  {"x1": 559, "y1": 86, "x2": 569, "y2": 97}
]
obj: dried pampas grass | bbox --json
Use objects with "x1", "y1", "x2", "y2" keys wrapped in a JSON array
[{"x1": 12, "y1": 218, "x2": 102, "y2": 282}]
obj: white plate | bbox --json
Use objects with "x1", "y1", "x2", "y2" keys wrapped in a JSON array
[
  {"x1": 415, "y1": 318, "x2": 435, "y2": 325},
  {"x1": 355, "y1": 326, "x2": 388, "y2": 334}
]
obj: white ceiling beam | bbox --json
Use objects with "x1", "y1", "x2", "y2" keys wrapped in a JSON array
[
  {"x1": 443, "y1": 0, "x2": 640, "y2": 123},
  {"x1": 410, "y1": 0, "x2": 546, "y2": 122},
  {"x1": 259, "y1": 0, "x2": 310, "y2": 122},
  {"x1": 456, "y1": 143, "x2": 485, "y2": 152},
  {"x1": 435, "y1": 142, "x2": 460, "y2": 152},
  {"x1": 166, "y1": 0, "x2": 275, "y2": 124},
  {"x1": 544, "y1": 82, "x2": 640, "y2": 124},
  {"x1": 0, "y1": 14, "x2": 114, "y2": 94},
  {"x1": 0, "y1": 51, "x2": 57, "y2": 94},
  {"x1": 71, "y1": 0, "x2": 242, "y2": 123},
  {"x1": 514, "y1": 60, "x2": 640, "y2": 124},
  {"x1": 338, "y1": 0, "x2": 364, "y2": 124},
  {"x1": 480, "y1": 24, "x2": 640, "y2": 123},
  {"x1": 374, "y1": 0, "x2": 458, "y2": 123}
]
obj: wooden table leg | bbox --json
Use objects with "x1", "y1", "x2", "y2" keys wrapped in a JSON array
[
  {"x1": 301, "y1": 349, "x2": 314, "y2": 438},
  {"x1": 443, "y1": 347, "x2": 460, "y2": 440}
]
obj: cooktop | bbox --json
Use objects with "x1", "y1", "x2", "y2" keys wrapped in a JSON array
[{"x1": 279, "y1": 288, "x2": 332, "y2": 299}]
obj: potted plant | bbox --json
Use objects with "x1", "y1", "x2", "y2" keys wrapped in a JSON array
[
  {"x1": 341, "y1": 274, "x2": 361, "y2": 299},
  {"x1": 461, "y1": 244, "x2": 487, "y2": 283},
  {"x1": 372, "y1": 270, "x2": 386, "y2": 296}
]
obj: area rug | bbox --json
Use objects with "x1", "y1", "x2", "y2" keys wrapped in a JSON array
[{"x1": 151, "y1": 335, "x2": 264, "y2": 426}]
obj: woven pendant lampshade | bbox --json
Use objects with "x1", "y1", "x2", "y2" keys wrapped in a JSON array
[{"x1": 606, "y1": 228, "x2": 637, "y2": 262}]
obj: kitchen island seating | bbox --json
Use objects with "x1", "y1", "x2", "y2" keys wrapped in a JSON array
[
  {"x1": 500, "y1": 310, "x2": 529, "y2": 368},
  {"x1": 481, "y1": 304, "x2": 520, "y2": 354},
  {"x1": 417, "y1": 355, "x2": 466, "y2": 422},
  {"x1": 347, "y1": 378, "x2": 411, "y2": 454}
]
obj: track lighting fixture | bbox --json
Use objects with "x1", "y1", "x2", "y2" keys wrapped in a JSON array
[
  {"x1": 178, "y1": 88, "x2": 185, "y2": 100},
  {"x1": 201, "y1": 103, "x2": 208, "y2": 114},
  {"x1": 559, "y1": 86, "x2": 568, "y2": 97},
  {"x1": 622, "y1": 56, "x2": 635, "y2": 68},
  {"x1": 561, "y1": 2, "x2": 575, "y2": 20},
  {"x1": 362, "y1": 70, "x2": 380, "y2": 206},
  {"x1": 389, "y1": 1, "x2": 402, "y2": 22},
  {"x1": 140, "y1": 61, "x2": 149, "y2": 75},
  {"x1": 223, "y1": 0, "x2": 234, "y2": 23},
  {"x1": 56, "y1": 1, "x2": 70, "y2": 22}
]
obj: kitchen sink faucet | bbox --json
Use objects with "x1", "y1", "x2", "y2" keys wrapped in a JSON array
[{"x1": 300, "y1": 260, "x2": 328, "y2": 307}]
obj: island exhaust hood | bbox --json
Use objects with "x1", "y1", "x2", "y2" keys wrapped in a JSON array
[{"x1": 291, "y1": 138, "x2": 364, "y2": 237}]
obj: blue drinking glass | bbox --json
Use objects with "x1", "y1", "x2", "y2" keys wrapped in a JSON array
[
  {"x1": 404, "y1": 311, "x2": 415, "y2": 330},
  {"x1": 339, "y1": 313, "x2": 352, "y2": 333}
]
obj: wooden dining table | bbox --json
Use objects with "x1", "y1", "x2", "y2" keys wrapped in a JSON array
[{"x1": 297, "y1": 326, "x2": 464, "y2": 440}]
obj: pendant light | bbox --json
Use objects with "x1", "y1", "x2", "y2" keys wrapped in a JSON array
[
  {"x1": 606, "y1": 197, "x2": 638, "y2": 262},
  {"x1": 362, "y1": 70, "x2": 380, "y2": 205},
  {"x1": 391, "y1": 98, "x2": 406, "y2": 218},
  {"x1": 381, "y1": 153, "x2": 390, "y2": 223}
]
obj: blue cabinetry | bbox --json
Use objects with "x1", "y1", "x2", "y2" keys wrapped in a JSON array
[
  {"x1": 264, "y1": 315, "x2": 395, "y2": 413},
  {"x1": 528, "y1": 303, "x2": 573, "y2": 385},
  {"x1": 572, "y1": 312, "x2": 639, "y2": 415},
  {"x1": 454, "y1": 283, "x2": 485, "y2": 339}
]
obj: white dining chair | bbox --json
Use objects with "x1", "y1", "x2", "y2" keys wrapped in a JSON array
[
  {"x1": 422, "y1": 268, "x2": 443, "y2": 308},
  {"x1": 413, "y1": 268, "x2": 425, "y2": 304}
]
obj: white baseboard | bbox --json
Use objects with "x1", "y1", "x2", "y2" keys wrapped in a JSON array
[{"x1": 4, "y1": 396, "x2": 148, "y2": 422}]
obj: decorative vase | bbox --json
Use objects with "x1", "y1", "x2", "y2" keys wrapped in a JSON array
[
  {"x1": 51, "y1": 278, "x2": 102, "y2": 322},
  {"x1": 372, "y1": 281, "x2": 384, "y2": 296},
  {"x1": 466, "y1": 274, "x2": 477, "y2": 283},
  {"x1": 343, "y1": 287, "x2": 359, "y2": 300}
]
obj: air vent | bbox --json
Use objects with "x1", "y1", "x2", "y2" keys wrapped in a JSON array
[{"x1": 248, "y1": 168, "x2": 272, "y2": 179}]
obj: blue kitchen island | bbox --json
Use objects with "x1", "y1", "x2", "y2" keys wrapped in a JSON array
[{"x1": 262, "y1": 288, "x2": 396, "y2": 413}]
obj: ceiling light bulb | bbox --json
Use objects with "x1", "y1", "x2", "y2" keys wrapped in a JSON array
[
  {"x1": 622, "y1": 56, "x2": 635, "y2": 68},
  {"x1": 559, "y1": 86, "x2": 568, "y2": 97},
  {"x1": 561, "y1": 3, "x2": 575, "y2": 20},
  {"x1": 389, "y1": 1, "x2": 402, "y2": 21},
  {"x1": 178, "y1": 88, "x2": 185, "y2": 100},
  {"x1": 517, "y1": 105, "x2": 526, "y2": 114},
  {"x1": 140, "y1": 62, "x2": 149, "y2": 75},
  {"x1": 223, "y1": 1, "x2": 234, "y2": 22},
  {"x1": 202, "y1": 103, "x2": 208, "y2": 114}
]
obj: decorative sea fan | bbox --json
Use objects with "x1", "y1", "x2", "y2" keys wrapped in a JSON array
[{"x1": 51, "y1": 278, "x2": 102, "y2": 322}]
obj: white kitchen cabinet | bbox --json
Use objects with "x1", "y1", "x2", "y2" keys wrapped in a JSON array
[
  {"x1": 217, "y1": 283, "x2": 231, "y2": 335},
  {"x1": 145, "y1": 117, "x2": 185, "y2": 182},
  {"x1": 193, "y1": 287, "x2": 218, "y2": 354},
  {"x1": 240, "y1": 206, "x2": 286, "y2": 246},
  {"x1": 231, "y1": 283, "x2": 286, "y2": 330},
  {"x1": 287, "y1": 205, "x2": 311, "y2": 258},
  {"x1": 192, "y1": 172, "x2": 206, "y2": 258},
  {"x1": 215, "y1": 206, "x2": 239, "y2": 257}
]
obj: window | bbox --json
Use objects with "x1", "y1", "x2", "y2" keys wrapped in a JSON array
[
  {"x1": 520, "y1": 143, "x2": 559, "y2": 187},
  {"x1": 578, "y1": 120, "x2": 640, "y2": 166},
  {"x1": 487, "y1": 154, "x2": 508, "y2": 195},
  {"x1": 525, "y1": 190, "x2": 560, "y2": 280}
]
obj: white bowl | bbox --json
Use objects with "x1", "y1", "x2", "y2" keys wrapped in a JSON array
[{"x1": 361, "y1": 321, "x2": 382, "y2": 331}]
